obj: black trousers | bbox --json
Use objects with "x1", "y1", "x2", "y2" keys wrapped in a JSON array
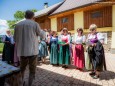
[{"x1": 0, "y1": 78, "x2": 5, "y2": 86}]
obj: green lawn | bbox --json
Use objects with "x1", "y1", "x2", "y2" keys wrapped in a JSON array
[{"x1": 0, "y1": 43, "x2": 4, "y2": 54}]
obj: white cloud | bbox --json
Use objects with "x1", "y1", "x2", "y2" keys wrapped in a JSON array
[
  {"x1": 0, "y1": 19, "x2": 9, "y2": 35},
  {"x1": 0, "y1": 19, "x2": 8, "y2": 26}
]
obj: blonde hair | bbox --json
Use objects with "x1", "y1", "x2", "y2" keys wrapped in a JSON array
[
  {"x1": 62, "y1": 28, "x2": 68, "y2": 33},
  {"x1": 89, "y1": 24, "x2": 97, "y2": 30},
  {"x1": 6, "y1": 29, "x2": 11, "y2": 32}
]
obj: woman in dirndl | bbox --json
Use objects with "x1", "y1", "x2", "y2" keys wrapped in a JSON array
[
  {"x1": 50, "y1": 31, "x2": 59, "y2": 66},
  {"x1": 72, "y1": 28, "x2": 86, "y2": 71},
  {"x1": 86, "y1": 24, "x2": 106, "y2": 79},
  {"x1": 58, "y1": 28, "x2": 71, "y2": 68},
  {"x1": 2, "y1": 29, "x2": 15, "y2": 64},
  {"x1": 38, "y1": 30, "x2": 48, "y2": 63}
]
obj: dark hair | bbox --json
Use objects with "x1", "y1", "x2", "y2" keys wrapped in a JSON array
[
  {"x1": 25, "y1": 10, "x2": 34, "y2": 19},
  {"x1": 68, "y1": 32, "x2": 71, "y2": 35},
  {"x1": 47, "y1": 29, "x2": 51, "y2": 32},
  {"x1": 77, "y1": 28, "x2": 83, "y2": 34},
  {"x1": 52, "y1": 31, "x2": 57, "y2": 36}
]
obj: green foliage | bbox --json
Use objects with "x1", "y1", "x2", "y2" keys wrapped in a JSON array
[
  {"x1": 11, "y1": 29, "x2": 14, "y2": 35},
  {"x1": 0, "y1": 43, "x2": 4, "y2": 54},
  {"x1": 7, "y1": 9, "x2": 38, "y2": 29},
  {"x1": 7, "y1": 20, "x2": 17, "y2": 29},
  {"x1": 14, "y1": 11, "x2": 25, "y2": 21},
  {"x1": 31, "y1": 9, "x2": 37, "y2": 12},
  {"x1": 14, "y1": 9, "x2": 37, "y2": 21}
]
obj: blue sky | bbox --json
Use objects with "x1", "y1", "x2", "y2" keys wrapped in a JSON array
[{"x1": 0, "y1": 0, "x2": 62, "y2": 20}]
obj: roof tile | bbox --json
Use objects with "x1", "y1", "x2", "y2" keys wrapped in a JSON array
[{"x1": 51, "y1": 0, "x2": 102, "y2": 15}]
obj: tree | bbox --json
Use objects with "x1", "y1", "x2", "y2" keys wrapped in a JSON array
[
  {"x1": 8, "y1": 9, "x2": 38, "y2": 29},
  {"x1": 14, "y1": 9, "x2": 37, "y2": 21},
  {"x1": 31, "y1": 9, "x2": 37, "y2": 12},
  {"x1": 14, "y1": 11, "x2": 25, "y2": 21},
  {"x1": 7, "y1": 20, "x2": 17, "y2": 29}
]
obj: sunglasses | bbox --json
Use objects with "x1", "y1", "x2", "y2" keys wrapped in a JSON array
[{"x1": 90, "y1": 29, "x2": 95, "y2": 31}]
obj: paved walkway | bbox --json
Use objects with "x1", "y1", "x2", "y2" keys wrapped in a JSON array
[{"x1": 22, "y1": 53, "x2": 115, "y2": 86}]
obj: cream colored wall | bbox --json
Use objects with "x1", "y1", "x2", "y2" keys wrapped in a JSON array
[
  {"x1": 84, "y1": 27, "x2": 112, "y2": 33},
  {"x1": 74, "y1": 11, "x2": 84, "y2": 30},
  {"x1": 51, "y1": 18, "x2": 57, "y2": 31},
  {"x1": 111, "y1": 5, "x2": 115, "y2": 50}
]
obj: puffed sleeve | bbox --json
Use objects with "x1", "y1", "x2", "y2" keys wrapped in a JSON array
[
  {"x1": 97, "y1": 33, "x2": 104, "y2": 40},
  {"x1": 58, "y1": 35, "x2": 62, "y2": 42},
  {"x1": 83, "y1": 35, "x2": 86, "y2": 43},
  {"x1": 97, "y1": 33, "x2": 105, "y2": 44},
  {"x1": 67, "y1": 35, "x2": 71, "y2": 43}
]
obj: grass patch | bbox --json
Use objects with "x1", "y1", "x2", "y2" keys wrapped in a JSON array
[{"x1": 0, "y1": 43, "x2": 4, "y2": 54}]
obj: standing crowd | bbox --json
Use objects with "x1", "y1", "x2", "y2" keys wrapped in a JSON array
[
  {"x1": 39, "y1": 25, "x2": 106, "y2": 80},
  {"x1": 1, "y1": 10, "x2": 106, "y2": 86}
]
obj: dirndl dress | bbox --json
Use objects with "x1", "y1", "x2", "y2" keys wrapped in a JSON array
[
  {"x1": 38, "y1": 40, "x2": 48, "y2": 59},
  {"x1": 58, "y1": 35, "x2": 70, "y2": 65},
  {"x1": 50, "y1": 37, "x2": 59, "y2": 64}
]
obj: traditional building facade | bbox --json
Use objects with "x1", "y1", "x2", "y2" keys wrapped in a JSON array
[
  {"x1": 48, "y1": 0, "x2": 115, "y2": 53},
  {"x1": 34, "y1": 2, "x2": 63, "y2": 30},
  {"x1": 17, "y1": 0, "x2": 115, "y2": 53}
]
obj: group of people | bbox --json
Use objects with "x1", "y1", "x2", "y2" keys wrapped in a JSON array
[
  {"x1": 1, "y1": 10, "x2": 106, "y2": 86},
  {"x1": 38, "y1": 24, "x2": 106, "y2": 79}
]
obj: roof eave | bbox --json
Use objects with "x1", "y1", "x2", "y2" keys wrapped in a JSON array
[
  {"x1": 50, "y1": 0, "x2": 103, "y2": 16},
  {"x1": 34, "y1": 13, "x2": 48, "y2": 18},
  {"x1": 35, "y1": 1, "x2": 64, "y2": 18}
]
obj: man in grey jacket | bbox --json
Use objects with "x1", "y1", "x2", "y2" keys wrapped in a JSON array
[{"x1": 14, "y1": 10, "x2": 44, "y2": 86}]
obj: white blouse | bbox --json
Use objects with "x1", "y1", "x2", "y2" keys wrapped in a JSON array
[
  {"x1": 58, "y1": 35, "x2": 71, "y2": 43},
  {"x1": 87, "y1": 33, "x2": 104, "y2": 43},
  {"x1": 87, "y1": 34, "x2": 97, "y2": 41},
  {"x1": 75, "y1": 35, "x2": 86, "y2": 44}
]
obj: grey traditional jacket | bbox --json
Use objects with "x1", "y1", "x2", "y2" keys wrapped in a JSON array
[{"x1": 14, "y1": 19, "x2": 44, "y2": 57}]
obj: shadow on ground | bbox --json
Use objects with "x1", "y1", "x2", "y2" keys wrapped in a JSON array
[
  {"x1": 100, "y1": 71, "x2": 115, "y2": 80},
  {"x1": 24, "y1": 66, "x2": 101, "y2": 86}
]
